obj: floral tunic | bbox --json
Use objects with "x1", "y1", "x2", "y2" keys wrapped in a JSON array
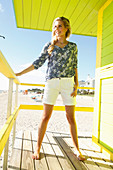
[{"x1": 33, "y1": 41, "x2": 78, "y2": 81}]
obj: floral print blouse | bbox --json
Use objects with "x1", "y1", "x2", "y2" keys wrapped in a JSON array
[{"x1": 33, "y1": 41, "x2": 78, "y2": 81}]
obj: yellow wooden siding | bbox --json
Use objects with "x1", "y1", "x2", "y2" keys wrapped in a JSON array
[
  {"x1": 100, "y1": 78, "x2": 113, "y2": 150},
  {"x1": 101, "y1": 1, "x2": 113, "y2": 67},
  {"x1": 68, "y1": 0, "x2": 90, "y2": 29},
  {"x1": 51, "y1": 0, "x2": 73, "y2": 21},
  {"x1": 30, "y1": 0, "x2": 42, "y2": 29},
  {"x1": 23, "y1": 0, "x2": 32, "y2": 28},
  {"x1": 13, "y1": 0, "x2": 108, "y2": 36},
  {"x1": 103, "y1": 13, "x2": 113, "y2": 32},
  {"x1": 101, "y1": 94, "x2": 113, "y2": 103},
  {"x1": 101, "y1": 78, "x2": 113, "y2": 93},
  {"x1": 103, "y1": 23, "x2": 113, "y2": 40},
  {"x1": 42, "y1": 0, "x2": 61, "y2": 30},
  {"x1": 100, "y1": 110, "x2": 113, "y2": 126},
  {"x1": 102, "y1": 37, "x2": 113, "y2": 56},
  {"x1": 13, "y1": 0, "x2": 23, "y2": 28},
  {"x1": 100, "y1": 123, "x2": 113, "y2": 150},
  {"x1": 37, "y1": 0, "x2": 52, "y2": 29},
  {"x1": 103, "y1": 0, "x2": 113, "y2": 20},
  {"x1": 102, "y1": 33, "x2": 113, "y2": 48},
  {"x1": 72, "y1": 0, "x2": 103, "y2": 33},
  {"x1": 78, "y1": 12, "x2": 97, "y2": 34}
]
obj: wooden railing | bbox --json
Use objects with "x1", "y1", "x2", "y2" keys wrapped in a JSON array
[{"x1": 0, "y1": 51, "x2": 94, "y2": 169}]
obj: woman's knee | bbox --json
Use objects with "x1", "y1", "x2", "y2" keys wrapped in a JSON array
[
  {"x1": 42, "y1": 104, "x2": 53, "y2": 122},
  {"x1": 42, "y1": 113, "x2": 51, "y2": 122},
  {"x1": 66, "y1": 114, "x2": 75, "y2": 124}
]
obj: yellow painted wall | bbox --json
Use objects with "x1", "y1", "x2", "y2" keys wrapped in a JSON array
[
  {"x1": 93, "y1": 0, "x2": 113, "y2": 160},
  {"x1": 100, "y1": 77, "x2": 113, "y2": 151},
  {"x1": 101, "y1": 1, "x2": 113, "y2": 66}
]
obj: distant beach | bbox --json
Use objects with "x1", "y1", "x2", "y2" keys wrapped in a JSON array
[{"x1": 0, "y1": 92, "x2": 94, "y2": 134}]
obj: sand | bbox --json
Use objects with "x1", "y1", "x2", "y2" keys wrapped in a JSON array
[{"x1": 0, "y1": 92, "x2": 94, "y2": 135}]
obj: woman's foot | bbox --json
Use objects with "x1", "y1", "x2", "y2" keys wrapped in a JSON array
[
  {"x1": 74, "y1": 150, "x2": 86, "y2": 161},
  {"x1": 32, "y1": 151, "x2": 40, "y2": 160},
  {"x1": 76, "y1": 154, "x2": 86, "y2": 161}
]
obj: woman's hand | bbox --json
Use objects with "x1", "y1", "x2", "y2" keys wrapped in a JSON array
[
  {"x1": 15, "y1": 72, "x2": 22, "y2": 76},
  {"x1": 15, "y1": 64, "x2": 34, "y2": 77},
  {"x1": 71, "y1": 85, "x2": 78, "y2": 97}
]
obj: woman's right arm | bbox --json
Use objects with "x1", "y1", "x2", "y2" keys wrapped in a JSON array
[
  {"x1": 15, "y1": 64, "x2": 34, "y2": 76},
  {"x1": 16, "y1": 42, "x2": 50, "y2": 77}
]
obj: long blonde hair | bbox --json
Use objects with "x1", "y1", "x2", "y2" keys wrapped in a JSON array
[{"x1": 48, "y1": 17, "x2": 71, "y2": 55}]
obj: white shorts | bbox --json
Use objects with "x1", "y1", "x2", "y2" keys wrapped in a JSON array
[{"x1": 43, "y1": 77, "x2": 76, "y2": 105}]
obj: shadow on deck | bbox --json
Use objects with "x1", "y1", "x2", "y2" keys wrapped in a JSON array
[{"x1": 8, "y1": 131, "x2": 113, "y2": 170}]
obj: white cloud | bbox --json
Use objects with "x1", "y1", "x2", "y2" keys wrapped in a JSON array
[{"x1": 0, "y1": 3, "x2": 4, "y2": 12}]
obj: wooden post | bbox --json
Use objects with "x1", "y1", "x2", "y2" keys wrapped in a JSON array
[
  {"x1": 15, "y1": 84, "x2": 18, "y2": 108},
  {"x1": 3, "y1": 78, "x2": 13, "y2": 170},
  {"x1": 12, "y1": 84, "x2": 18, "y2": 148},
  {"x1": 12, "y1": 84, "x2": 18, "y2": 149}
]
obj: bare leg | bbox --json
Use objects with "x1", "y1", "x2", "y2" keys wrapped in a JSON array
[
  {"x1": 65, "y1": 105, "x2": 85, "y2": 161},
  {"x1": 32, "y1": 104, "x2": 54, "y2": 159}
]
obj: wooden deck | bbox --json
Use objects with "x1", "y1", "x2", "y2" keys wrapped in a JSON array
[{"x1": 8, "y1": 131, "x2": 113, "y2": 170}]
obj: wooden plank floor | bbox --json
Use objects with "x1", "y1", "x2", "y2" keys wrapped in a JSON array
[{"x1": 8, "y1": 131, "x2": 113, "y2": 170}]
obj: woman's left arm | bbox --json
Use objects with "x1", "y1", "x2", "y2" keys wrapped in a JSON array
[{"x1": 71, "y1": 68, "x2": 78, "y2": 97}]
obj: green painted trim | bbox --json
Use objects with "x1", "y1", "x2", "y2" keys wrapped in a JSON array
[{"x1": 99, "y1": 140, "x2": 113, "y2": 153}]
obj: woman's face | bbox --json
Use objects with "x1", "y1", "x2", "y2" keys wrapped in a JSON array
[{"x1": 53, "y1": 20, "x2": 67, "y2": 38}]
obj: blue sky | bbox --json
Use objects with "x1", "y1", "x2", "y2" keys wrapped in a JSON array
[{"x1": 0, "y1": 1, "x2": 97, "y2": 90}]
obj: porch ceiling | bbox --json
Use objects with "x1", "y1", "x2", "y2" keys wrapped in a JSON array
[{"x1": 13, "y1": 0, "x2": 107, "y2": 37}]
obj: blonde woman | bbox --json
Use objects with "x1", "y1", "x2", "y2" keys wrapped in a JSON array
[{"x1": 16, "y1": 17, "x2": 85, "y2": 161}]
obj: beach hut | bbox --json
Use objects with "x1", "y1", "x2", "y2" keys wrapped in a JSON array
[
  {"x1": 12, "y1": 0, "x2": 113, "y2": 161},
  {"x1": 0, "y1": 0, "x2": 113, "y2": 169},
  {"x1": 13, "y1": 0, "x2": 113, "y2": 160}
]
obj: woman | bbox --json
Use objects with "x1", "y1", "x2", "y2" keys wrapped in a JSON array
[{"x1": 16, "y1": 17, "x2": 85, "y2": 161}]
